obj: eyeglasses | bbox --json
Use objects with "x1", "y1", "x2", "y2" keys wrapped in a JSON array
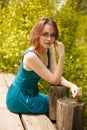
[{"x1": 41, "y1": 33, "x2": 56, "y2": 40}]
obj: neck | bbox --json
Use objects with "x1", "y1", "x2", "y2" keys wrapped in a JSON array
[
  {"x1": 36, "y1": 46, "x2": 47, "y2": 55},
  {"x1": 30, "y1": 46, "x2": 47, "y2": 55}
]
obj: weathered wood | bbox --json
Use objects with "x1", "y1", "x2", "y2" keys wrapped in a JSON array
[
  {"x1": 3, "y1": 73, "x2": 15, "y2": 87},
  {"x1": 0, "y1": 74, "x2": 24, "y2": 130},
  {"x1": 56, "y1": 97, "x2": 85, "y2": 130},
  {"x1": 0, "y1": 73, "x2": 15, "y2": 109},
  {"x1": 0, "y1": 74, "x2": 8, "y2": 109},
  {"x1": 0, "y1": 74, "x2": 57, "y2": 130},
  {"x1": 0, "y1": 109, "x2": 24, "y2": 130},
  {"x1": 49, "y1": 85, "x2": 69, "y2": 120},
  {"x1": 21, "y1": 114, "x2": 57, "y2": 130}
]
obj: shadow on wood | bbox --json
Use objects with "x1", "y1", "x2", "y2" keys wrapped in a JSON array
[
  {"x1": 56, "y1": 97, "x2": 85, "y2": 130},
  {"x1": 49, "y1": 85, "x2": 69, "y2": 121}
]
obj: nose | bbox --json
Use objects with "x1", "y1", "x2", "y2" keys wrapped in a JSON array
[{"x1": 47, "y1": 35, "x2": 51, "y2": 40}]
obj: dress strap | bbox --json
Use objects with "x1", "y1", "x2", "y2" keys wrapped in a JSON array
[
  {"x1": 22, "y1": 49, "x2": 35, "y2": 63},
  {"x1": 47, "y1": 49, "x2": 50, "y2": 69},
  {"x1": 21, "y1": 48, "x2": 50, "y2": 68}
]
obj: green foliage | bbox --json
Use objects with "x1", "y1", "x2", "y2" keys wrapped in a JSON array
[
  {"x1": 0, "y1": 0, "x2": 57, "y2": 72},
  {"x1": 75, "y1": 0, "x2": 87, "y2": 14},
  {"x1": 57, "y1": 1, "x2": 78, "y2": 46},
  {"x1": 55, "y1": 0, "x2": 79, "y2": 81},
  {"x1": 0, "y1": 0, "x2": 87, "y2": 127},
  {"x1": 0, "y1": 0, "x2": 79, "y2": 74},
  {"x1": 74, "y1": 14, "x2": 87, "y2": 104}
]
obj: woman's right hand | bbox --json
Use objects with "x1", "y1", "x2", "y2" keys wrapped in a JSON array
[
  {"x1": 54, "y1": 40, "x2": 65, "y2": 57},
  {"x1": 71, "y1": 84, "x2": 82, "y2": 98}
]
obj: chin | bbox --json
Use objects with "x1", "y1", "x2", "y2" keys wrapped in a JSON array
[
  {"x1": 45, "y1": 44, "x2": 51, "y2": 48},
  {"x1": 44, "y1": 46, "x2": 50, "y2": 49}
]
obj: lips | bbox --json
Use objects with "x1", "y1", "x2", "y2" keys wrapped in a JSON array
[{"x1": 45, "y1": 42, "x2": 51, "y2": 45}]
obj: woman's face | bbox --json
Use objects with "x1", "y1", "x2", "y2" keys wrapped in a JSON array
[{"x1": 39, "y1": 23, "x2": 56, "y2": 49}]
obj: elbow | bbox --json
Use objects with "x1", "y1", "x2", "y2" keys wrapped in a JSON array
[{"x1": 50, "y1": 78, "x2": 60, "y2": 85}]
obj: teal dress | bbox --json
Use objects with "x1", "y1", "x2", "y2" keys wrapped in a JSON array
[{"x1": 6, "y1": 49, "x2": 50, "y2": 114}]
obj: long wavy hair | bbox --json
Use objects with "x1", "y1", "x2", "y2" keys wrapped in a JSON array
[{"x1": 29, "y1": 17, "x2": 58, "y2": 50}]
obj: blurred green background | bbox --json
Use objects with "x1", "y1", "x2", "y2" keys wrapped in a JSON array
[{"x1": 0, "y1": 0, "x2": 87, "y2": 128}]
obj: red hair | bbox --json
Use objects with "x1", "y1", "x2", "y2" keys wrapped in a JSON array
[{"x1": 29, "y1": 17, "x2": 58, "y2": 50}]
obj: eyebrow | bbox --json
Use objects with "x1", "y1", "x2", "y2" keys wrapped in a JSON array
[{"x1": 42, "y1": 31, "x2": 55, "y2": 34}]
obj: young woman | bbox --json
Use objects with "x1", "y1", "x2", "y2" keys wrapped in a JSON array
[{"x1": 6, "y1": 17, "x2": 82, "y2": 114}]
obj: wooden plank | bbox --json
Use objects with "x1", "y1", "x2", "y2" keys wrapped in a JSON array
[
  {"x1": 21, "y1": 114, "x2": 57, "y2": 130},
  {"x1": 0, "y1": 109, "x2": 24, "y2": 130},
  {"x1": 0, "y1": 74, "x2": 8, "y2": 91},
  {"x1": 0, "y1": 74, "x2": 8, "y2": 109},
  {"x1": 56, "y1": 97, "x2": 85, "y2": 130},
  {"x1": 0, "y1": 73, "x2": 15, "y2": 109},
  {"x1": 0, "y1": 74, "x2": 24, "y2": 130},
  {"x1": 0, "y1": 73, "x2": 15, "y2": 108},
  {"x1": 3, "y1": 73, "x2": 15, "y2": 87},
  {"x1": 49, "y1": 85, "x2": 69, "y2": 121},
  {"x1": 0, "y1": 74, "x2": 57, "y2": 130}
]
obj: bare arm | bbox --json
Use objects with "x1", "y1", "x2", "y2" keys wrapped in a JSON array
[
  {"x1": 49, "y1": 45, "x2": 82, "y2": 98},
  {"x1": 23, "y1": 41, "x2": 64, "y2": 85},
  {"x1": 60, "y1": 77, "x2": 74, "y2": 88},
  {"x1": 60, "y1": 77, "x2": 82, "y2": 98}
]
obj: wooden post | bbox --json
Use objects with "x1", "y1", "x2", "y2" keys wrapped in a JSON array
[
  {"x1": 49, "y1": 85, "x2": 69, "y2": 121},
  {"x1": 56, "y1": 97, "x2": 85, "y2": 130}
]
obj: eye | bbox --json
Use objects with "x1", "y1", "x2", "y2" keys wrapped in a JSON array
[
  {"x1": 51, "y1": 34, "x2": 56, "y2": 38},
  {"x1": 41, "y1": 32, "x2": 56, "y2": 40},
  {"x1": 42, "y1": 33, "x2": 48, "y2": 37}
]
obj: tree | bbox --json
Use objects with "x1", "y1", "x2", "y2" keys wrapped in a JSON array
[
  {"x1": 75, "y1": 0, "x2": 87, "y2": 14},
  {"x1": 0, "y1": 0, "x2": 58, "y2": 72}
]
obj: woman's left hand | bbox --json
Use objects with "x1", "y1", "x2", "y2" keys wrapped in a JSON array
[{"x1": 71, "y1": 84, "x2": 82, "y2": 98}]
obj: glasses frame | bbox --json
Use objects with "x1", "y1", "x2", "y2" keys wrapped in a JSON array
[{"x1": 41, "y1": 32, "x2": 56, "y2": 40}]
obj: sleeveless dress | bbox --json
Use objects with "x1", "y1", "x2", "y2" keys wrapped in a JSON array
[{"x1": 6, "y1": 49, "x2": 50, "y2": 114}]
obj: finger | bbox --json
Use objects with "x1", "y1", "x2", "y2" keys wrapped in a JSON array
[
  {"x1": 72, "y1": 91, "x2": 82, "y2": 98},
  {"x1": 77, "y1": 89, "x2": 82, "y2": 96},
  {"x1": 78, "y1": 91, "x2": 82, "y2": 97},
  {"x1": 72, "y1": 92, "x2": 77, "y2": 98}
]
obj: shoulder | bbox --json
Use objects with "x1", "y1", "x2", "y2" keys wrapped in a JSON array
[
  {"x1": 23, "y1": 49, "x2": 39, "y2": 64},
  {"x1": 25, "y1": 51, "x2": 38, "y2": 60}
]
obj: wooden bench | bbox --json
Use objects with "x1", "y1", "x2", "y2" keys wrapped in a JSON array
[{"x1": 0, "y1": 73, "x2": 57, "y2": 130}]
